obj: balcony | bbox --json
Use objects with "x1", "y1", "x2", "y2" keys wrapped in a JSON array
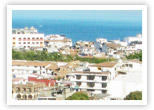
[
  {"x1": 87, "y1": 75, "x2": 95, "y2": 80},
  {"x1": 76, "y1": 75, "x2": 81, "y2": 80},
  {"x1": 102, "y1": 83, "x2": 107, "y2": 88},
  {"x1": 87, "y1": 82, "x2": 95, "y2": 88},
  {"x1": 102, "y1": 76, "x2": 108, "y2": 81}
]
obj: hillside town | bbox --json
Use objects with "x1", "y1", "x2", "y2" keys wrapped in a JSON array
[{"x1": 12, "y1": 26, "x2": 142, "y2": 100}]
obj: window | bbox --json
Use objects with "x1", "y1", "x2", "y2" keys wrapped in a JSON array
[
  {"x1": 87, "y1": 75, "x2": 95, "y2": 80},
  {"x1": 18, "y1": 38, "x2": 21, "y2": 40},
  {"x1": 13, "y1": 42, "x2": 15, "y2": 44},
  {"x1": 32, "y1": 38, "x2": 35, "y2": 39},
  {"x1": 40, "y1": 37, "x2": 43, "y2": 39},
  {"x1": 36, "y1": 38, "x2": 39, "y2": 39},
  {"x1": 19, "y1": 42, "x2": 21, "y2": 44},
  {"x1": 87, "y1": 89, "x2": 95, "y2": 92},
  {"x1": 102, "y1": 76, "x2": 107, "y2": 81},
  {"x1": 16, "y1": 87, "x2": 20, "y2": 92},
  {"x1": 21, "y1": 31, "x2": 25, "y2": 34},
  {"x1": 28, "y1": 88, "x2": 31, "y2": 92},
  {"x1": 102, "y1": 90, "x2": 107, "y2": 94},
  {"x1": 102, "y1": 83, "x2": 107, "y2": 88},
  {"x1": 33, "y1": 71, "x2": 37, "y2": 73},
  {"x1": 35, "y1": 66, "x2": 37, "y2": 68},
  {"x1": 36, "y1": 42, "x2": 39, "y2": 44},
  {"x1": 28, "y1": 42, "x2": 30, "y2": 44},
  {"x1": 23, "y1": 38, "x2": 26, "y2": 40},
  {"x1": 40, "y1": 42, "x2": 43, "y2": 44},
  {"x1": 87, "y1": 82, "x2": 95, "y2": 87},
  {"x1": 23, "y1": 88, "x2": 26, "y2": 92},
  {"x1": 76, "y1": 82, "x2": 81, "y2": 86},
  {"x1": 28, "y1": 38, "x2": 30, "y2": 40},
  {"x1": 97, "y1": 67, "x2": 101, "y2": 70},
  {"x1": 13, "y1": 37, "x2": 15, "y2": 39},
  {"x1": 76, "y1": 75, "x2": 81, "y2": 80},
  {"x1": 23, "y1": 42, "x2": 26, "y2": 44},
  {"x1": 32, "y1": 42, "x2": 35, "y2": 44}
]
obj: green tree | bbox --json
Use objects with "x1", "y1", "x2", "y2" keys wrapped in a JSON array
[
  {"x1": 66, "y1": 92, "x2": 89, "y2": 100},
  {"x1": 124, "y1": 91, "x2": 142, "y2": 100},
  {"x1": 12, "y1": 49, "x2": 115, "y2": 63},
  {"x1": 126, "y1": 51, "x2": 142, "y2": 61}
]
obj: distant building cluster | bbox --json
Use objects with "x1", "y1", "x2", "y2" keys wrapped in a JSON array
[{"x1": 12, "y1": 26, "x2": 142, "y2": 100}]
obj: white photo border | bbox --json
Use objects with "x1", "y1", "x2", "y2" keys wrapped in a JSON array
[{"x1": 7, "y1": 5, "x2": 147, "y2": 105}]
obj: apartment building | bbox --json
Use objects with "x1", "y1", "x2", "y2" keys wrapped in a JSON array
[
  {"x1": 66, "y1": 71, "x2": 110, "y2": 95},
  {"x1": 88, "y1": 61, "x2": 119, "y2": 80},
  {"x1": 12, "y1": 26, "x2": 44, "y2": 49}
]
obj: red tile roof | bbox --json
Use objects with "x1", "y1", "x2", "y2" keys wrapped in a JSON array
[{"x1": 28, "y1": 77, "x2": 56, "y2": 87}]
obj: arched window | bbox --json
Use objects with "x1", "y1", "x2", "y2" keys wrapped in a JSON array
[
  {"x1": 17, "y1": 94, "x2": 21, "y2": 99},
  {"x1": 28, "y1": 95, "x2": 33, "y2": 100}
]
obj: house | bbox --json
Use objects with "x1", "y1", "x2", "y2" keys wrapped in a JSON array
[
  {"x1": 12, "y1": 60, "x2": 52, "y2": 76},
  {"x1": 44, "y1": 35, "x2": 72, "y2": 53},
  {"x1": 12, "y1": 26, "x2": 44, "y2": 49}
]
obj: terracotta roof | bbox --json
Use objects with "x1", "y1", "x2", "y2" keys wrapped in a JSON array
[
  {"x1": 12, "y1": 78, "x2": 26, "y2": 82},
  {"x1": 105, "y1": 43, "x2": 122, "y2": 49},
  {"x1": 12, "y1": 60, "x2": 51, "y2": 67},
  {"x1": 71, "y1": 71, "x2": 110, "y2": 75},
  {"x1": 90, "y1": 61, "x2": 117, "y2": 67},
  {"x1": 12, "y1": 82, "x2": 45, "y2": 88},
  {"x1": 128, "y1": 59, "x2": 142, "y2": 64},
  {"x1": 44, "y1": 38, "x2": 71, "y2": 43},
  {"x1": 46, "y1": 65, "x2": 59, "y2": 70}
]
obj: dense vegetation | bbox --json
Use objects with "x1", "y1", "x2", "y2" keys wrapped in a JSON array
[
  {"x1": 126, "y1": 51, "x2": 142, "y2": 61},
  {"x1": 66, "y1": 92, "x2": 89, "y2": 100},
  {"x1": 12, "y1": 49, "x2": 115, "y2": 63},
  {"x1": 124, "y1": 91, "x2": 142, "y2": 100},
  {"x1": 76, "y1": 56, "x2": 114, "y2": 63}
]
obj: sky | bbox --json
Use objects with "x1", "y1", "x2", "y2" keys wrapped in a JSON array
[{"x1": 12, "y1": 10, "x2": 142, "y2": 22}]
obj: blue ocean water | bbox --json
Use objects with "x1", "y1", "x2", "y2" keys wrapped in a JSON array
[{"x1": 12, "y1": 18, "x2": 142, "y2": 43}]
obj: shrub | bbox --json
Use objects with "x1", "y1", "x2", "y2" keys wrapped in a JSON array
[
  {"x1": 66, "y1": 92, "x2": 89, "y2": 100},
  {"x1": 124, "y1": 91, "x2": 142, "y2": 100}
]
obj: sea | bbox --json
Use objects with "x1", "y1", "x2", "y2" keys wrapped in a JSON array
[{"x1": 12, "y1": 18, "x2": 142, "y2": 43}]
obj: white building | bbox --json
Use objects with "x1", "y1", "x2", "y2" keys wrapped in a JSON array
[
  {"x1": 12, "y1": 26, "x2": 44, "y2": 49},
  {"x1": 123, "y1": 34, "x2": 142, "y2": 46},
  {"x1": 108, "y1": 60, "x2": 142, "y2": 100},
  {"x1": 44, "y1": 35, "x2": 72, "y2": 53},
  {"x1": 66, "y1": 71, "x2": 110, "y2": 95},
  {"x1": 12, "y1": 60, "x2": 58, "y2": 79},
  {"x1": 96, "y1": 38, "x2": 107, "y2": 44},
  {"x1": 88, "y1": 61, "x2": 119, "y2": 80},
  {"x1": 94, "y1": 38, "x2": 107, "y2": 52},
  {"x1": 79, "y1": 47, "x2": 96, "y2": 56}
]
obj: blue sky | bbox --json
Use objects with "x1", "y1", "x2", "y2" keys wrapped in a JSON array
[{"x1": 12, "y1": 10, "x2": 142, "y2": 22}]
